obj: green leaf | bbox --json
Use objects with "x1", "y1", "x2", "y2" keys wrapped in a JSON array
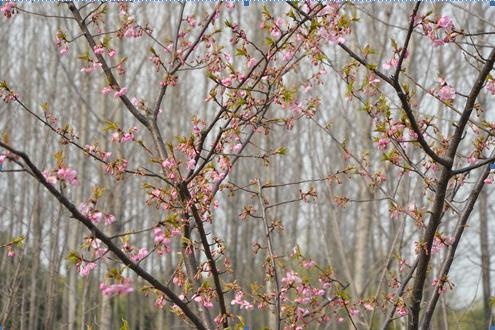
[
  {"x1": 275, "y1": 146, "x2": 287, "y2": 155},
  {"x1": 66, "y1": 250, "x2": 81, "y2": 265},
  {"x1": 120, "y1": 318, "x2": 129, "y2": 330},
  {"x1": 103, "y1": 120, "x2": 119, "y2": 132}
]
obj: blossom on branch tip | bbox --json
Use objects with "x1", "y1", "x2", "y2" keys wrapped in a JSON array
[{"x1": 1, "y1": 2, "x2": 16, "y2": 18}]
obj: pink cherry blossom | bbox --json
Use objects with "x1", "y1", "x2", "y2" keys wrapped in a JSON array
[
  {"x1": 1, "y1": 2, "x2": 16, "y2": 18},
  {"x1": 154, "y1": 227, "x2": 166, "y2": 243},
  {"x1": 437, "y1": 84, "x2": 456, "y2": 102},
  {"x1": 186, "y1": 15, "x2": 197, "y2": 27},
  {"x1": 102, "y1": 152, "x2": 112, "y2": 161},
  {"x1": 230, "y1": 291, "x2": 254, "y2": 310},
  {"x1": 89, "y1": 212, "x2": 103, "y2": 224},
  {"x1": 101, "y1": 86, "x2": 113, "y2": 95},
  {"x1": 99, "y1": 278, "x2": 134, "y2": 296},
  {"x1": 484, "y1": 177, "x2": 493, "y2": 184},
  {"x1": 271, "y1": 27, "x2": 281, "y2": 39},
  {"x1": 382, "y1": 61, "x2": 397, "y2": 71},
  {"x1": 79, "y1": 262, "x2": 97, "y2": 277},
  {"x1": 114, "y1": 87, "x2": 128, "y2": 98},
  {"x1": 282, "y1": 271, "x2": 302, "y2": 285},
  {"x1": 57, "y1": 167, "x2": 78, "y2": 186},
  {"x1": 132, "y1": 247, "x2": 149, "y2": 262},
  {"x1": 93, "y1": 45, "x2": 105, "y2": 55},
  {"x1": 80, "y1": 62, "x2": 102, "y2": 74},
  {"x1": 397, "y1": 305, "x2": 408, "y2": 317},
  {"x1": 42, "y1": 171, "x2": 58, "y2": 185},
  {"x1": 59, "y1": 46, "x2": 69, "y2": 56},
  {"x1": 155, "y1": 295, "x2": 166, "y2": 309},
  {"x1": 437, "y1": 16, "x2": 454, "y2": 30},
  {"x1": 302, "y1": 260, "x2": 316, "y2": 269},
  {"x1": 378, "y1": 138, "x2": 389, "y2": 151},
  {"x1": 193, "y1": 295, "x2": 214, "y2": 309},
  {"x1": 187, "y1": 158, "x2": 196, "y2": 170},
  {"x1": 7, "y1": 247, "x2": 15, "y2": 257},
  {"x1": 232, "y1": 143, "x2": 242, "y2": 153},
  {"x1": 247, "y1": 57, "x2": 257, "y2": 69},
  {"x1": 107, "y1": 49, "x2": 116, "y2": 57},
  {"x1": 283, "y1": 50, "x2": 295, "y2": 61},
  {"x1": 363, "y1": 303, "x2": 374, "y2": 311},
  {"x1": 383, "y1": 57, "x2": 398, "y2": 70},
  {"x1": 120, "y1": 132, "x2": 134, "y2": 143},
  {"x1": 104, "y1": 214, "x2": 115, "y2": 225},
  {"x1": 349, "y1": 308, "x2": 359, "y2": 316},
  {"x1": 221, "y1": 77, "x2": 232, "y2": 87}
]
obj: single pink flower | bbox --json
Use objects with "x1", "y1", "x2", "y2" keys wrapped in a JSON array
[
  {"x1": 397, "y1": 306, "x2": 408, "y2": 317},
  {"x1": 232, "y1": 143, "x2": 242, "y2": 153},
  {"x1": 102, "y1": 152, "x2": 112, "y2": 161},
  {"x1": 221, "y1": 77, "x2": 232, "y2": 87},
  {"x1": 155, "y1": 295, "x2": 166, "y2": 309},
  {"x1": 101, "y1": 86, "x2": 113, "y2": 95},
  {"x1": 283, "y1": 50, "x2": 295, "y2": 61},
  {"x1": 302, "y1": 260, "x2": 316, "y2": 269},
  {"x1": 484, "y1": 177, "x2": 493, "y2": 184},
  {"x1": 383, "y1": 57, "x2": 398, "y2": 70},
  {"x1": 378, "y1": 138, "x2": 389, "y2": 151},
  {"x1": 363, "y1": 303, "x2": 374, "y2": 311},
  {"x1": 107, "y1": 49, "x2": 116, "y2": 57},
  {"x1": 57, "y1": 167, "x2": 78, "y2": 186},
  {"x1": 93, "y1": 45, "x2": 105, "y2": 55},
  {"x1": 120, "y1": 132, "x2": 134, "y2": 143},
  {"x1": 43, "y1": 170, "x2": 58, "y2": 185},
  {"x1": 437, "y1": 16, "x2": 454, "y2": 29},
  {"x1": 271, "y1": 27, "x2": 281, "y2": 39},
  {"x1": 114, "y1": 87, "x2": 128, "y2": 98},
  {"x1": 104, "y1": 214, "x2": 115, "y2": 225},
  {"x1": 437, "y1": 85, "x2": 456, "y2": 102},
  {"x1": 187, "y1": 158, "x2": 196, "y2": 170},
  {"x1": 59, "y1": 46, "x2": 69, "y2": 56}
]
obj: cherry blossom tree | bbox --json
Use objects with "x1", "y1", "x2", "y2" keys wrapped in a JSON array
[{"x1": 1, "y1": 1, "x2": 495, "y2": 330}]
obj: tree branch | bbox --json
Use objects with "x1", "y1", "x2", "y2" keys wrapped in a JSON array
[{"x1": 0, "y1": 141, "x2": 207, "y2": 330}]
